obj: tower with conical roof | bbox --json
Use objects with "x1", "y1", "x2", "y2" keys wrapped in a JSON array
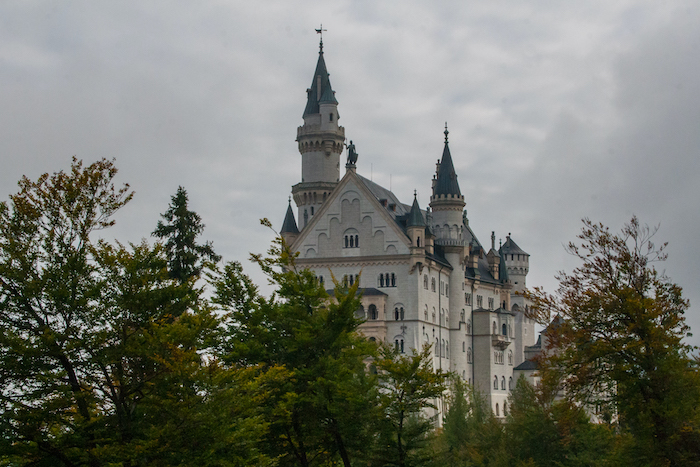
[
  {"x1": 291, "y1": 37, "x2": 346, "y2": 228},
  {"x1": 429, "y1": 124, "x2": 466, "y2": 247}
]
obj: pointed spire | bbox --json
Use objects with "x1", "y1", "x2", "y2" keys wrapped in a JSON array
[
  {"x1": 433, "y1": 123, "x2": 461, "y2": 197},
  {"x1": 281, "y1": 197, "x2": 299, "y2": 234},
  {"x1": 407, "y1": 191, "x2": 426, "y2": 227},
  {"x1": 303, "y1": 32, "x2": 337, "y2": 117}
]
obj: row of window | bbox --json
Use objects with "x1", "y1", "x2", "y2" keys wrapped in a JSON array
[
  {"x1": 344, "y1": 234, "x2": 359, "y2": 248},
  {"x1": 422, "y1": 275, "x2": 448, "y2": 295},
  {"x1": 465, "y1": 293, "x2": 502, "y2": 311},
  {"x1": 493, "y1": 376, "x2": 514, "y2": 391},
  {"x1": 423, "y1": 306, "x2": 449, "y2": 325},
  {"x1": 378, "y1": 273, "x2": 396, "y2": 287},
  {"x1": 343, "y1": 274, "x2": 359, "y2": 287}
]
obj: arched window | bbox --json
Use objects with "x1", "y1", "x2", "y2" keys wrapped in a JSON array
[
  {"x1": 492, "y1": 322, "x2": 497, "y2": 334},
  {"x1": 493, "y1": 376, "x2": 498, "y2": 390},
  {"x1": 344, "y1": 236, "x2": 349, "y2": 248},
  {"x1": 462, "y1": 341, "x2": 465, "y2": 352},
  {"x1": 502, "y1": 323, "x2": 507, "y2": 336},
  {"x1": 355, "y1": 235, "x2": 359, "y2": 247},
  {"x1": 431, "y1": 278, "x2": 436, "y2": 292},
  {"x1": 495, "y1": 403, "x2": 500, "y2": 417},
  {"x1": 446, "y1": 341, "x2": 449, "y2": 359},
  {"x1": 460, "y1": 311, "x2": 465, "y2": 322},
  {"x1": 417, "y1": 237, "x2": 421, "y2": 247},
  {"x1": 432, "y1": 309, "x2": 436, "y2": 323},
  {"x1": 355, "y1": 305, "x2": 365, "y2": 319},
  {"x1": 423, "y1": 275, "x2": 428, "y2": 289},
  {"x1": 349, "y1": 235, "x2": 354, "y2": 248},
  {"x1": 467, "y1": 320, "x2": 471, "y2": 334},
  {"x1": 424, "y1": 305, "x2": 428, "y2": 321},
  {"x1": 400, "y1": 307, "x2": 404, "y2": 320},
  {"x1": 379, "y1": 274, "x2": 384, "y2": 287},
  {"x1": 369, "y1": 337, "x2": 376, "y2": 342},
  {"x1": 391, "y1": 273, "x2": 396, "y2": 287},
  {"x1": 508, "y1": 377, "x2": 513, "y2": 390},
  {"x1": 400, "y1": 339, "x2": 404, "y2": 353},
  {"x1": 501, "y1": 376, "x2": 506, "y2": 390},
  {"x1": 508, "y1": 350, "x2": 513, "y2": 365},
  {"x1": 369, "y1": 305, "x2": 377, "y2": 320},
  {"x1": 467, "y1": 347, "x2": 472, "y2": 363},
  {"x1": 504, "y1": 401, "x2": 508, "y2": 416}
]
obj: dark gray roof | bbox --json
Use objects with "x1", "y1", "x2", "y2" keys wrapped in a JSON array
[
  {"x1": 498, "y1": 248, "x2": 509, "y2": 282},
  {"x1": 500, "y1": 235, "x2": 529, "y2": 256},
  {"x1": 281, "y1": 202, "x2": 299, "y2": 234},
  {"x1": 514, "y1": 359, "x2": 539, "y2": 371},
  {"x1": 406, "y1": 196, "x2": 425, "y2": 227},
  {"x1": 357, "y1": 175, "x2": 411, "y2": 219},
  {"x1": 303, "y1": 49, "x2": 337, "y2": 117},
  {"x1": 433, "y1": 141, "x2": 461, "y2": 197}
]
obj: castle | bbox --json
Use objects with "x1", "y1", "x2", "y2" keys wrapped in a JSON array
[{"x1": 279, "y1": 38, "x2": 537, "y2": 420}]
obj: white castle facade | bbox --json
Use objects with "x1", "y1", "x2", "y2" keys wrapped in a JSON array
[{"x1": 279, "y1": 40, "x2": 538, "y2": 420}]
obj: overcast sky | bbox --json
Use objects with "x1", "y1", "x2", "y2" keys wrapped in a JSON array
[{"x1": 1, "y1": 1, "x2": 698, "y2": 344}]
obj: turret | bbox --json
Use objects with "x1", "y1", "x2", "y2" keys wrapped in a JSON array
[
  {"x1": 500, "y1": 234, "x2": 529, "y2": 294},
  {"x1": 292, "y1": 38, "x2": 346, "y2": 228},
  {"x1": 486, "y1": 231, "x2": 500, "y2": 279},
  {"x1": 280, "y1": 198, "x2": 300, "y2": 246},
  {"x1": 406, "y1": 192, "x2": 426, "y2": 266}
]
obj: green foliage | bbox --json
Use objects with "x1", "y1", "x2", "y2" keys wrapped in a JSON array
[
  {"x1": 152, "y1": 186, "x2": 221, "y2": 283},
  {"x1": 370, "y1": 345, "x2": 448, "y2": 467},
  {"x1": 438, "y1": 377, "x2": 504, "y2": 467},
  {"x1": 213, "y1": 230, "x2": 377, "y2": 467},
  {"x1": 525, "y1": 217, "x2": 700, "y2": 465},
  {"x1": 0, "y1": 160, "x2": 268, "y2": 466}
]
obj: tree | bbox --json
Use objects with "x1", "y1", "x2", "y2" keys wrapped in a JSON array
[
  {"x1": 212, "y1": 225, "x2": 378, "y2": 467},
  {"x1": 439, "y1": 377, "x2": 504, "y2": 467},
  {"x1": 525, "y1": 217, "x2": 700, "y2": 465},
  {"x1": 370, "y1": 344, "x2": 448, "y2": 467},
  {"x1": 0, "y1": 160, "x2": 268, "y2": 466},
  {"x1": 152, "y1": 186, "x2": 221, "y2": 283}
]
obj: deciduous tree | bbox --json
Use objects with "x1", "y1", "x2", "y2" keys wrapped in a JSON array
[{"x1": 525, "y1": 217, "x2": 700, "y2": 465}]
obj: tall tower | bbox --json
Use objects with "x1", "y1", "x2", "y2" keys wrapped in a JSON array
[
  {"x1": 291, "y1": 38, "x2": 346, "y2": 228},
  {"x1": 429, "y1": 126, "x2": 468, "y2": 342}
]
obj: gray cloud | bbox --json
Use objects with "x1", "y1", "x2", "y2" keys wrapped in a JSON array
[{"x1": 1, "y1": 1, "x2": 698, "y2": 342}]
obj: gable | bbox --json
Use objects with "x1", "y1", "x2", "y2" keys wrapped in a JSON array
[{"x1": 292, "y1": 173, "x2": 411, "y2": 259}]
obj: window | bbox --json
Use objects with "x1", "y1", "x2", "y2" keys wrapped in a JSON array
[
  {"x1": 431, "y1": 278, "x2": 436, "y2": 292},
  {"x1": 417, "y1": 237, "x2": 421, "y2": 247},
  {"x1": 379, "y1": 273, "x2": 396, "y2": 288},
  {"x1": 488, "y1": 297, "x2": 494, "y2": 310},
  {"x1": 477, "y1": 295, "x2": 483, "y2": 308},
  {"x1": 423, "y1": 275, "x2": 428, "y2": 289},
  {"x1": 492, "y1": 322, "x2": 497, "y2": 334},
  {"x1": 508, "y1": 350, "x2": 513, "y2": 365},
  {"x1": 493, "y1": 376, "x2": 498, "y2": 390},
  {"x1": 355, "y1": 305, "x2": 365, "y2": 319},
  {"x1": 462, "y1": 341, "x2": 465, "y2": 352},
  {"x1": 502, "y1": 323, "x2": 507, "y2": 336},
  {"x1": 460, "y1": 311, "x2": 465, "y2": 322},
  {"x1": 394, "y1": 307, "x2": 404, "y2": 321},
  {"x1": 446, "y1": 341, "x2": 449, "y2": 359},
  {"x1": 508, "y1": 377, "x2": 513, "y2": 390},
  {"x1": 501, "y1": 376, "x2": 506, "y2": 390},
  {"x1": 343, "y1": 231, "x2": 359, "y2": 249},
  {"x1": 466, "y1": 320, "x2": 471, "y2": 334},
  {"x1": 504, "y1": 401, "x2": 508, "y2": 416},
  {"x1": 395, "y1": 339, "x2": 404, "y2": 353},
  {"x1": 495, "y1": 403, "x2": 499, "y2": 417},
  {"x1": 432, "y1": 308, "x2": 436, "y2": 323},
  {"x1": 424, "y1": 305, "x2": 428, "y2": 321},
  {"x1": 369, "y1": 305, "x2": 377, "y2": 320},
  {"x1": 465, "y1": 293, "x2": 472, "y2": 305},
  {"x1": 330, "y1": 113, "x2": 333, "y2": 122},
  {"x1": 467, "y1": 347, "x2": 472, "y2": 363},
  {"x1": 391, "y1": 273, "x2": 396, "y2": 287},
  {"x1": 311, "y1": 206, "x2": 314, "y2": 215}
]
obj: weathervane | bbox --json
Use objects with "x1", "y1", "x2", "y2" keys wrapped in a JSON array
[
  {"x1": 315, "y1": 24, "x2": 327, "y2": 52},
  {"x1": 444, "y1": 122, "x2": 449, "y2": 143}
]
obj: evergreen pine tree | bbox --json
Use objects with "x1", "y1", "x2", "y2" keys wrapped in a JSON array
[{"x1": 152, "y1": 186, "x2": 221, "y2": 282}]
